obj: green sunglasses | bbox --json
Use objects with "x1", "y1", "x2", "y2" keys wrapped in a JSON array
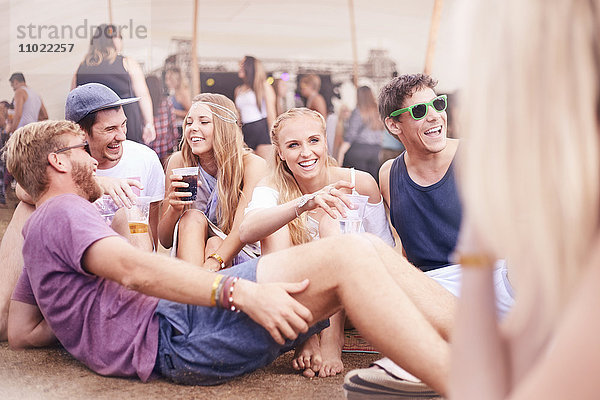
[{"x1": 390, "y1": 94, "x2": 447, "y2": 120}]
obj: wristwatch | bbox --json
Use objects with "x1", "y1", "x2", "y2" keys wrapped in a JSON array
[{"x1": 295, "y1": 193, "x2": 316, "y2": 217}]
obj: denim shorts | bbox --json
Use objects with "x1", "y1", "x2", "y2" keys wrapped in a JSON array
[{"x1": 154, "y1": 258, "x2": 330, "y2": 385}]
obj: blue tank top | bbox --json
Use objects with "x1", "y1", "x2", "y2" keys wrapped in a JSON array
[{"x1": 389, "y1": 153, "x2": 462, "y2": 271}]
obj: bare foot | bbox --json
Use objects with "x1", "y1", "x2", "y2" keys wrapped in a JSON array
[
  {"x1": 317, "y1": 325, "x2": 345, "y2": 377},
  {"x1": 292, "y1": 334, "x2": 322, "y2": 378}
]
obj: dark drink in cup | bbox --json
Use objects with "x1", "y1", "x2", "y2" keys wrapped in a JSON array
[
  {"x1": 173, "y1": 167, "x2": 199, "y2": 201},
  {"x1": 180, "y1": 174, "x2": 198, "y2": 201}
]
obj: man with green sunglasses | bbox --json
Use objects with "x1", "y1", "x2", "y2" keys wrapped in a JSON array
[
  {"x1": 389, "y1": 94, "x2": 448, "y2": 120},
  {"x1": 378, "y1": 75, "x2": 459, "y2": 271},
  {"x1": 343, "y1": 74, "x2": 513, "y2": 399}
]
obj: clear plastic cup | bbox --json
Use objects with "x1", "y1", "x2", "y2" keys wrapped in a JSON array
[
  {"x1": 125, "y1": 196, "x2": 152, "y2": 234},
  {"x1": 94, "y1": 195, "x2": 119, "y2": 225},
  {"x1": 173, "y1": 167, "x2": 199, "y2": 201},
  {"x1": 339, "y1": 193, "x2": 369, "y2": 234}
]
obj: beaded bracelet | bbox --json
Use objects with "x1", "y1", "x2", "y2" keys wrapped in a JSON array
[
  {"x1": 221, "y1": 277, "x2": 240, "y2": 312},
  {"x1": 216, "y1": 276, "x2": 233, "y2": 309},
  {"x1": 210, "y1": 274, "x2": 224, "y2": 307}
]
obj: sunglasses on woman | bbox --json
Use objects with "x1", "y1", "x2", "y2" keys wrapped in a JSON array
[{"x1": 389, "y1": 94, "x2": 447, "y2": 120}]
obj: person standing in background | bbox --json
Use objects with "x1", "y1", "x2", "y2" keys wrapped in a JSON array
[
  {"x1": 164, "y1": 67, "x2": 192, "y2": 139},
  {"x1": 0, "y1": 101, "x2": 9, "y2": 205},
  {"x1": 380, "y1": 130, "x2": 405, "y2": 165},
  {"x1": 7, "y1": 73, "x2": 48, "y2": 133},
  {"x1": 234, "y1": 56, "x2": 276, "y2": 160},
  {"x1": 330, "y1": 104, "x2": 351, "y2": 163},
  {"x1": 299, "y1": 74, "x2": 327, "y2": 118},
  {"x1": 340, "y1": 86, "x2": 384, "y2": 183},
  {"x1": 72, "y1": 24, "x2": 155, "y2": 144},
  {"x1": 272, "y1": 78, "x2": 289, "y2": 117},
  {"x1": 146, "y1": 75, "x2": 179, "y2": 166}
]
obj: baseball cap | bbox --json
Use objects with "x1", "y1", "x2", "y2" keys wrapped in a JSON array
[{"x1": 65, "y1": 83, "x2": 139, "y2": 123}]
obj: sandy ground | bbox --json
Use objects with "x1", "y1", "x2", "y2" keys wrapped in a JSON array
[
  {"x1": 0, "y1": 191, "x2": 381, "y2": 399},
  {"x1": 0, "y1": 342, "x2": 380, "y2": 399}
]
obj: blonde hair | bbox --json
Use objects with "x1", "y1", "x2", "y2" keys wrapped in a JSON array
[
  {"x1": 180, "y1": 93, "x2": 247, "y2": 234},
  {"x1": 4, "y1": 121, "x2": 84, "y2": 201},
  {"x1": 269, "y1": 107, "x2": 335, "y2": 245},
  {"x1": 458, "y1": 0, "x2": 600, "y2": 337}
]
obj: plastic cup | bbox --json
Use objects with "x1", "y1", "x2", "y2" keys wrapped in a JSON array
[
  {"x1": 173, "y1": 167, "x2": 199, "y2": 202},
  {"x1": 339, "y1": 193, "x2": 369, "y2": 234},
  {"x1": 94, "y1": 195, "x2": 119, "y2": 225},
  {"x1": 125, "y1": 196, "x2": 152, "y2": 234}
]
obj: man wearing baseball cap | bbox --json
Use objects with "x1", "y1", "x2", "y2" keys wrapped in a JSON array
[{"x1": 64, "y1": 83, "x2": 165, "y2": 246}]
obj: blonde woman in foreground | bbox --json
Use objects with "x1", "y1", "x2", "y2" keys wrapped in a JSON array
[
  {"x1": 450, "y1": 0, "x2": 600, "y2": 399},
  {"x1": 158, "y1": 93, "x2": 267, "y2": 271},
  {"x1": 240, "y1": 108, "x2": 394, "y2": 378}
]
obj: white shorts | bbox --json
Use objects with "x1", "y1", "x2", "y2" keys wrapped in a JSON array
[
  {"x1": 425, "y1": 260, "x2": 514, "y2": 319},
  {"x1": 372, "y1": 261, "x2": 515, "y2": 379}
]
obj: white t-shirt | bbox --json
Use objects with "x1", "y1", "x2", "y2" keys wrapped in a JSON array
[
  {"x1": 246, "y1": 186, "x2": 395, "y2": 246},
  {"x1": 94, "y1": 141, "x2": 165, "y2": 222},
  {"x1": 96, "y1": 140, "x2": 165, "y2": 202}
]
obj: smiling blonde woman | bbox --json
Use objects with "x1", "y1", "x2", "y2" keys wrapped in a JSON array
[
  {"x1": 239, "y1": 107, "x2": 394, "y2": 378},
  {"x1": 158, "y1": 93, "x2": 267, "y2": 271}
]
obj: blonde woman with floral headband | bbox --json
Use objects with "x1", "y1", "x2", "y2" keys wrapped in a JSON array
[{"x1": 158, "y1": 93, "x2": 267, "y2": 271}]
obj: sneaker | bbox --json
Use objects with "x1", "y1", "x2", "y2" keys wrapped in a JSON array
[{"x1": 343, "y1": 367, "x2": 440, "y2": 400}]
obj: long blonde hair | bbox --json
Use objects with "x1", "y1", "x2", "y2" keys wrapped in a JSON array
[
  {"x1": 270, "y1": 107, "x2": 336, "y2": 245},
  {"x1": 180, "y1": 93, "x2": 247, "y2": 234},
  {"x1": 458, "y1": 0, "x2": 600, "y2": 337}
]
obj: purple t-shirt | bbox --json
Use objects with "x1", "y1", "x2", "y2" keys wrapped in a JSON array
[{"x1": 12, "y1": 194, "x2": 160, "y2": 381}]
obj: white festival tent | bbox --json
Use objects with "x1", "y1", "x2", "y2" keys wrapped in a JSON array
[{"x1": 1, "y1": 0, "x2": 461, "y2": 119}]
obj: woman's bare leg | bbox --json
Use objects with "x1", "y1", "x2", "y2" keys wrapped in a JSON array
[
  {"x1": 256, "y1": 234, "x2": 453, "y2": 396},
  {"x1": 176, "y1": 209, "x2": 208, "y2": 266},
  {"x1": 291, "y1": 213, "x2": 345, "y2": 378}
]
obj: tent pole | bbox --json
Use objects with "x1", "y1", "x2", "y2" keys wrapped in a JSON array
[
  {"x1": 348, "y1": 0, "x2": 359, "y2": 87},
  {"x1": 191, "y1": 0, "x2": 201, "y2": 95},
  {"x1": 424, "y1": 0, "x2": 444, "y2": 75}
]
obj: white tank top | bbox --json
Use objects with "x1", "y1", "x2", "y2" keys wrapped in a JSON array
[
  {"x1": 235, "y1": 89, "x2": 267, "y2": 124},
  {"x1": 17, "y1": 87, "x2": 42, "y2": 128}
]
